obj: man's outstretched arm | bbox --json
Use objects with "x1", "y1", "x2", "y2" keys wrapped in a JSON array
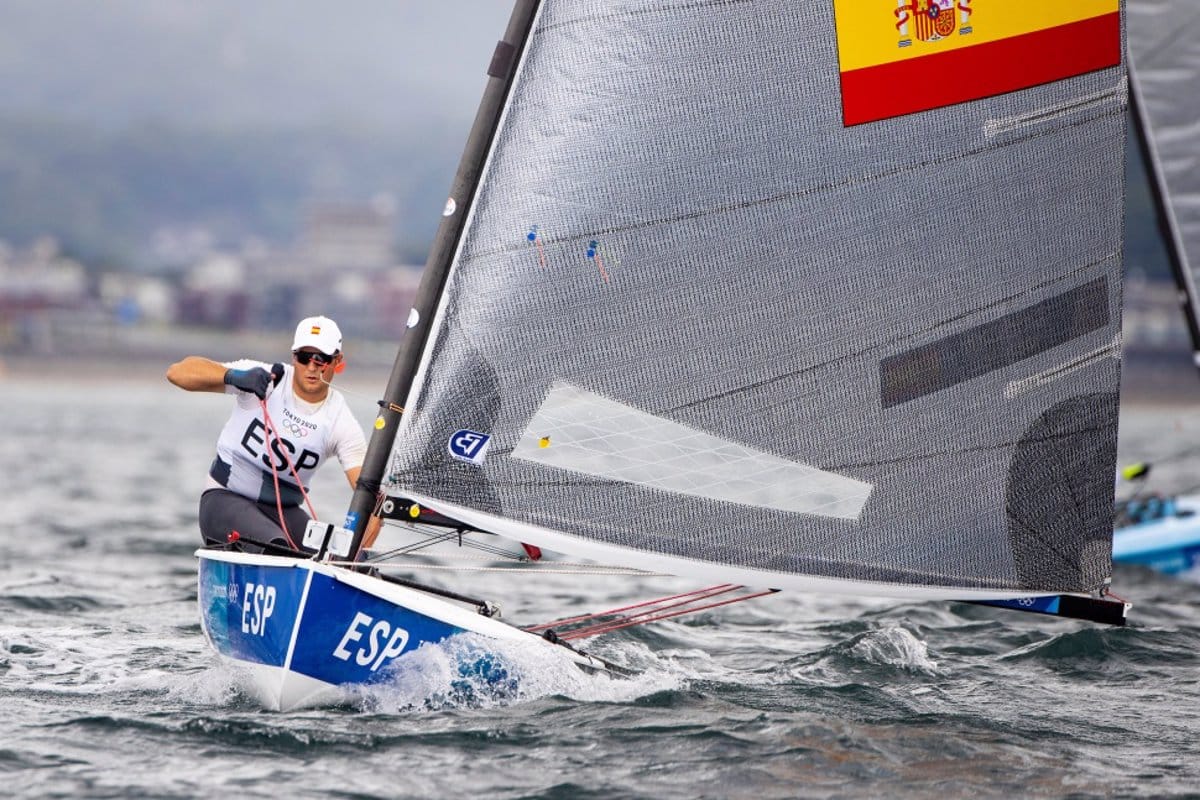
[{"x1": 166, "y1": 356, "x2": 228, "y2": 392}]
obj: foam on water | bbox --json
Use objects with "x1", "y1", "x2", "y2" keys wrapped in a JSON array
[
  {"x1": 343, "y1": 634, "x2": 688, "y2": 713},
  {"x1": 7, "y1": 377, "x2": 1200, "y2": 798},
  {"x1": 847, "y1": 626, "x2": 940, "y2": 675}
]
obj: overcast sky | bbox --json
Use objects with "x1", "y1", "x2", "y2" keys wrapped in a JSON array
[{"x1": 0, "y1": 1, "x2": 515, "y2": 131}]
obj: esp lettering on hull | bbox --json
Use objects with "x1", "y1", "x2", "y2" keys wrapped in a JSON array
[{"x1": 333, "y1": 612, "x2": 411, "y2": 672}]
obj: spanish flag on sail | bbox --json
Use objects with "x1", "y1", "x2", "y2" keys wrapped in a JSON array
[{"x1": 834, "y1": 1, "x2": 1121, "y2": 126}]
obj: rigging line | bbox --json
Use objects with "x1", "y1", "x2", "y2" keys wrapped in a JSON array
[
  {"x1": 375, "y1": 518, "x2": 542, "y2": 561},
  {"x1": 260, "y1": 400, "x2": 319, "y2": 522},
  {"x1": 1130, "y1": 442, "x2": 1200, "y2": 468},
  {"x1": 320, "y1": 377, "x2": 404, "y2": 414},
  {"x1": 370, "y1": 529, "x2": 462, "y2": 559},
  {"x1": 1102, "y1": 586, "x2": 1129, "y2": 604},
  {"x1": 324, "y1": 560, "x2": 666, "y2": 576},
  {"x1": 556, "y1": 589, "x2": 780, "y2": 641},
  {"x1": 525, "y1": 584, "x2": 738, "y2": 632},
  {"x1": 372, "y1": 524, "x2": 533, "y2": 562},
  {"x1": 257, "y1": 398, "x2": 323, "y2": 549},
  {"x1": 355, "y1": 544, "x2": 658, "y2": 572},
  {"x1": 546, "y1": 585, "x2": 749, "y2": 639},
  {"x1": 1161, "y1": 482, "x2": 1200, "y2": 497}
]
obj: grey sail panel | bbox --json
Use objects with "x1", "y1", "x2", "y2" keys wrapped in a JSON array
[
  {"x1": 1128, "y1": 0, "x2": 1200, "y2": 362},
  {"x1": 388, "y1": 1, "x2": 1126, "y2": 595}
]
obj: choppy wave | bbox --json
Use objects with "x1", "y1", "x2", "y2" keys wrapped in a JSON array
[{"x1": 4, "y1": 379, "x2": 1200, "y2": 798}]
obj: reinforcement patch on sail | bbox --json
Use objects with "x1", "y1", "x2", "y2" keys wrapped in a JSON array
[
  {"x1": 1006, "y1": 392, "x2": 1118, "y2": 590},
  {"x1": 512, "y1": 382, "x2": 872, "y2": 519},
  {"x1": 879, "y1": 278, "x2": 1110, "y2": 409}
]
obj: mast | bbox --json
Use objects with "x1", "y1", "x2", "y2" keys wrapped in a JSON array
[
  {"x1": 343, "y1": 0, "x2": 542, "y2": 558},
  {"x1": 1127, "y1": 58, "x2": 1200, "y2": 373}
]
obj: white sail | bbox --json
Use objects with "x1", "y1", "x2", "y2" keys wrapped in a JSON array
[{"x1": 1128, "y1": 0, "x2": 1200, "y2": 358}]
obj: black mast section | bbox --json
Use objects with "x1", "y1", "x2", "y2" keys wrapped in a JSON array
[
  {"x1": 1128, "y1": 64, "x2": 1200, "y2": 373},
  {"x1": 344, "y1": 0, "x2": 542, "y2": 559}
]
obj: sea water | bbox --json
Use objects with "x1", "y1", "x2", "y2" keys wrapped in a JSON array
[{"x1": 3, "y1": 370, "x2": 1199, "y2": 799}]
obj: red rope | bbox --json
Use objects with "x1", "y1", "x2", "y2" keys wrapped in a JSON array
[
  {"x1": 556, "y1": 588, "x2": 779, "y2": 641},
  {"x1": 259, "y1": 398, "x2": 319, "y2": 549},
  {"x1": 527, "y1": 584, "x2": 778, "y2": 641},
  {"x1": 552, "y1": 585, "x2": 743, "y2": 639},
  {"x1": 524, "y1": 584, "x2": 738, "y2": 633}
]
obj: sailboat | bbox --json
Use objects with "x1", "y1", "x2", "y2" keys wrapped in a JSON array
[
  {"x1": 1112, "y1": 0, "x2": 1200, "y2": 576},
  {"x1": 197, "y1": 0, "x2": 1131, "y2": 711}
]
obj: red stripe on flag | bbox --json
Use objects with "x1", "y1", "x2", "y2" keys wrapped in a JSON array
[{"x1": 840, "y1": 13, "x2": 1121, "y2": 127}]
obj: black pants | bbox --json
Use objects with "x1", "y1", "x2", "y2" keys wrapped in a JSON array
[{"x1": 198, "y1": 488, "x2": 312, "y2": 552}]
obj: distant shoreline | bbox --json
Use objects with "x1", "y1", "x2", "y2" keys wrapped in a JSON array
[
  {"x1": 0, "y1": 322, "x2": 399, "y2": 387},
  {"x1": 6, "y1": 349, "x2": 1198, "y2": 410},
  {"x1": 1, "y1": 352, "x2": 394, "y2": 391}
]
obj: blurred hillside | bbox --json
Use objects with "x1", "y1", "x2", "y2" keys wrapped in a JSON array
[
  {"x1": 0, "y1": 1, "x2": 1193, "y2": 407},
  {"x1": 0, "y1": 118, "x2": 468, "y2": 268},
  {"x1": 0, "y1": 0, "x2": 512, "y2": 269}
]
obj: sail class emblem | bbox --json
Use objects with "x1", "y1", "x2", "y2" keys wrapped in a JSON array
[
  {"x1": 448, "y1": 429, "x2": 492, "y2": 465},
  {"x1": 513, "y1": 382, "x2": 873, "y2": 519}
]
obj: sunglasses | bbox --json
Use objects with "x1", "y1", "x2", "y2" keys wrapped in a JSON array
[{"x1": 293, "y1": 350, "x2": 335, "y2": 367}]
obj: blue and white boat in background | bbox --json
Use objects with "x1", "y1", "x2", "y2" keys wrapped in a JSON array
[
  {"x1": 1114, "y1": 1, "x2": 1200, "y2": 578},
  {"x1": 195, "y1": 0, "x2": 1132, "y2": 710},
  {"x1": 1113, "y1": 493, "x2": 1200, "y2": 577}
]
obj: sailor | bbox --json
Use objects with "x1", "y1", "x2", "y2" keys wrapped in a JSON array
[{"x1": 166, "y1": 315, "x2": 368, "y2": 553}]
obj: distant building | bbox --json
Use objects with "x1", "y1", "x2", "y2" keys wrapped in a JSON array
[
  {"x1": 0, "y1": 236, "x2": 94, "y2": 355},
  {"x1": 176, "y1": 254, "x2": 251, "y2": 328},
  {"x1": 0, "y1": 236, "x2": 88, "y2": 311},
  {"x1": 98, "y1": 272, "x2": 174, "y2": 324},
  {"x1": 372, "y1": 267, "x2": 423, "y2": 339},
  {"x1": 170, "y1": 198, "x2": 418, "y2": 340},
  {"x1": 301, "y1": 200, "x2": 395, "y2": 274}
]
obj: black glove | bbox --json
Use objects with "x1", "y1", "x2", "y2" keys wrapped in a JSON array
[{"x1": 224, "y1": 364, "x2": 284, "y2": 399}]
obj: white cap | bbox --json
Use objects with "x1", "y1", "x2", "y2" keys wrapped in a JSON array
[{"x1": 292, "y1": 315, "x2": 342, "y2": 355}]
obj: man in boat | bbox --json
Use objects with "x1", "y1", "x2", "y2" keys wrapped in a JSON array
[{"x1": 166, "y1": 315, "x2": 369, "y2": 554}]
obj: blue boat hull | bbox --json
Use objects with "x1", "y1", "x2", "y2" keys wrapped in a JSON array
[
  {"x1": 1113, "y1": 494, "x2": 1200, "y2": 576},
  {"x1": 196, "y1": 549, "x2": 604, "y2": 710}
]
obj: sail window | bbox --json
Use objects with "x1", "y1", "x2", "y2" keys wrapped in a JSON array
[{"x1": 511, "y1": 382, "x2": 872, "y2": 520}]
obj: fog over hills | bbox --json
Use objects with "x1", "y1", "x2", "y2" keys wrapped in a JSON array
[
  {"x1": 0, "y1": 1, "x2": 512, "y2": 267},
  {"x1": 0, "y1": 2, "x2": 1171, "y2": 281},
  {"x1": 0, "y1": 1, "x2": 511, "y2": 130}
]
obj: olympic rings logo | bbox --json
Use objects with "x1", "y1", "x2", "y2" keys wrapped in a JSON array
[{"x1": 281, "y1": 420, "x2": 312, "y2": 438}]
